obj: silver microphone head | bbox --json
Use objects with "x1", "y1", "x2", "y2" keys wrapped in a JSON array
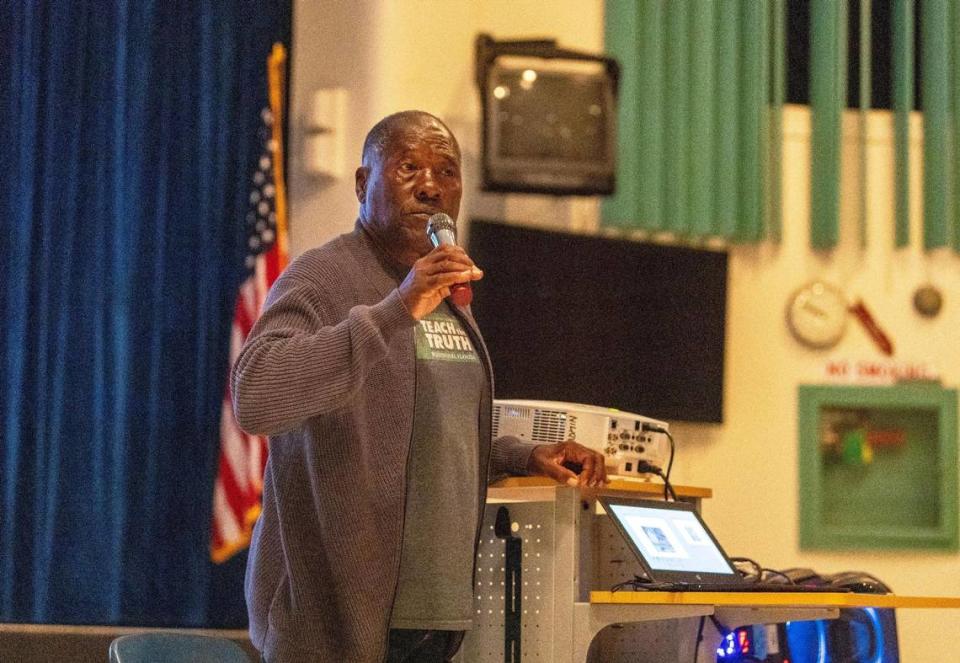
[{"x1": 426, "y1": 212, "x2": 457, "y2": 248}]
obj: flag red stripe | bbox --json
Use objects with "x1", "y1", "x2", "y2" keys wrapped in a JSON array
[
  {"x1": 218, "y1": 446, "x2": 252, "y2": 522},
  {"x1": 234, "y1": 282, "x2": 257, "y2": 333},
  {"x1": 265, "y1": 245, "x2": 282, "y2": 283}
]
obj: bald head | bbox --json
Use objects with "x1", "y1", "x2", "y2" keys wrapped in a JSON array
[
  {"x1": 361, "y1": 110, "x2": 460, "y2": 167},
  {"x1": 355, "y1": 111, "x2": 463, "y2": 268}
]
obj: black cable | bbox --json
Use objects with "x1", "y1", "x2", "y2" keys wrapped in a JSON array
[
  {"x1": 692, "y1": 615, "x2": 706, "y2": 663},
  {"x1": 729, "y1": 556, "x2": 799, "y2": 585},
  {"x1": 662, "y1": 429, "x2": 675, "y2": 499},
  {"x1": 642, "y1": 424, "x2": 675, "y2": 500},
  {"x1": 655, "y1": 468, "x2": 678, "y2": 501},
  {"x1": 610, "y1": 576, "x2": 639, "y2": 592},
  {"x1": 636, "y1": 461, "x2": 677, "y2": 501},
  {"x1": 760, "y1": 568, "x2": 794, "y2": 584},
  {"x1": 729, "y1": 556, "x2": 761, "y2": 581},
  {"x1": 709, "y1": 615, "x2": 729, "y2": 638},
  {"x1": 825, "y1": 570, "x2": 892, "y2": 592},
  {"x1": 829, "y1": 570, "x2": 889, "y2": 586},
  {"x1": 610, "y1": 575, "x2": 667, "y2": 592},
  {"x1": 692, "y1": 614, "x2": 728, "y2": 663}
]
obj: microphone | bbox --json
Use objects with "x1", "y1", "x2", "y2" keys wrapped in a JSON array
[{"x1": 426, "y1": 212, "x2": 473, "y2": 307}]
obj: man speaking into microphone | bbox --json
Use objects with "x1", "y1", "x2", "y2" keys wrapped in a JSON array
[{"x1": 232, "y1": 110, "x2": 606, "y2": 663}]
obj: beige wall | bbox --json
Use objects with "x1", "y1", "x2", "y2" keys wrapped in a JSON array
[{"x1": 289, "y1": 2, "x2": 960, "y2": 660}]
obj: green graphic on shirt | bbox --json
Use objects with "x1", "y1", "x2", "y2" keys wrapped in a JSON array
[{"x1": 415, "y1": 312, "x2": 480, "y2": 363}]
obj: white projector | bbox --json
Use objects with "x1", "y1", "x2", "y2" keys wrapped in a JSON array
[{"x1": 492, "y1": 399, "x2": 670, "y2": 477}]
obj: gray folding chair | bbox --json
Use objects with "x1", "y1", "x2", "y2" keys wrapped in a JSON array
[{"x1": 108, "y1": 633, "x2": 251, "y2": 663}]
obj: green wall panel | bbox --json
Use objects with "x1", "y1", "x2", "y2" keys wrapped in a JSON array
[
  {"x1": 767, "y1": 0, "x2": 785, "y2": 242},
  {"x1": 809, "y1": 0, "x2": 846, "y2": 249},
  {"x1": 602, "y1": 0, "x2": 780, "y2": 243},
  {"x1": 664, "y1": 2, "x2": 690, "y2": 234},
  {"x1": 687, "y1": 1, "x2": 717, "y2": 238},
  {"x1": 736, "y1": 0, "x2": 765, "y2": 242},
  {"x1": 892, "y1": 0, "x2": 914, "y2": 248},
  {"x1": 637, "y1": 0, "x2": 667, "y2": 232},
  {"x1": 713, "y1": 0, "x2": 740, "y2": 239},
  {"x1": 601, "y1": 0, "x2": 641, "y2": 228},
  {"x1": 921, "y1": 0, "x2": 953, "y2": 249}
]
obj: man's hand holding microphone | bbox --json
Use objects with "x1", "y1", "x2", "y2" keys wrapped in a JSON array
[{"x1": 398, "y1": 213, "x2": 482, "y2": 320}]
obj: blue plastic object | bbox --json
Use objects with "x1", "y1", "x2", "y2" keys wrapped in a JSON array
[{"x1": 108, "y1": 633, "x2": 251, "y2": 663}]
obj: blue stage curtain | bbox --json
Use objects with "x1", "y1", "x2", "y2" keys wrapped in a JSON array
[{"x1": 0, "y1": 1, "x2": 290, "y2": 626}]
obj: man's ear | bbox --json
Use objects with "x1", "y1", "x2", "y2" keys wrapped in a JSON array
[{"x1": 355, "y1": 166, "x2": 369, "y2": 204}]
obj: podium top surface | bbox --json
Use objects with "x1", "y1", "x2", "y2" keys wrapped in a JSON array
[
  {"x1": 488, "y1": 476, "x2": 712, "y2": 502},
  {"x1": 589, "y1": 591, "x2": 960, "y2": 610}
]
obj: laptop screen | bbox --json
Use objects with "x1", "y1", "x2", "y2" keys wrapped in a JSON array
[{"x1": 601, "y1": 497, "x2": 739, "y2": 582}]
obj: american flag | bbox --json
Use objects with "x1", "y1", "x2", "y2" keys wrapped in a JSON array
[{"x1": 211, "y1": 44, "x2": 288, "y2": 563}]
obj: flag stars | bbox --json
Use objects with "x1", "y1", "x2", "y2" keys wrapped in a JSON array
[{"x1": 242, "y1": 107, "x2": 281, "y2": 277}]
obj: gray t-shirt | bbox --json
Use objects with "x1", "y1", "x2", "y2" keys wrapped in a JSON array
[{"x1": 389, "y1": 302, "x2": 485, "y2": 630}]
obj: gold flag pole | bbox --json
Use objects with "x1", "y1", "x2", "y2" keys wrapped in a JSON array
[{"x1": 267, "y1": 43, "x2": 289, "y2": 267}]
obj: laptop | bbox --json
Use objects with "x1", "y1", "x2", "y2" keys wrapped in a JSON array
[{"x1": 598, "y1": 496, "x2": 849, "y2": 593}]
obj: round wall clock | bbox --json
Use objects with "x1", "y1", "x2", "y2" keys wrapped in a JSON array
[{"x1": 786, "y1": 281, "x2": 848, "y2": 349}]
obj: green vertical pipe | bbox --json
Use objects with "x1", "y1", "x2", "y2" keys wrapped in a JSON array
[
  {"x1": 859, "y1": 0, "x2": 871, "y2": 248},
  {"x1": 664, "y1": 2, "x2": 690, "y2": 234},
  {"x1": 687, "y1": 1, "x2": 716, "y2": 237},
  {"x1": 601, "y1": 0, "x2": 642, "y2": 229},
  {"x1": 736, "y1": 0, "x2": 765, "y2": 242},
  {"x1": 953, "y1": 1, "x2": 960, "y2": 251},
  {"x1": 713, "y1": 0, "x2": 740, "y2": 238},
  {"x1": 767, "y1": 0, "x2": 786, "y2": 243},
  {"x1": 758, "y1": 0, "x2": 772, "y2": 242},
  {"x1": 637, "y1": 0, "x2": 667, "y2": 231},
  {"x1": 892, "y1": 0, "x2": 913, "y2": 247},
  {"x1": 810, "y1": 0, "x2": 846, "y2": 249},
  {"x1": 922, "y1": 0, "x2": 952, "y2": 249}
]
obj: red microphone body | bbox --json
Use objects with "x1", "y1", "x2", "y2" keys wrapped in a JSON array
[{"x1": 426, "y1": 213, "x2": 473, "y2": 307}]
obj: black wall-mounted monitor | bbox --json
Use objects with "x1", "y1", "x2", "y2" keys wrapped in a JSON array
[
  {"x1": 475, "y1": 34, "x2": 619, "y2": 196},
  {"x1": 467, "y1": 219, "x2": 728, "y2": 424}
]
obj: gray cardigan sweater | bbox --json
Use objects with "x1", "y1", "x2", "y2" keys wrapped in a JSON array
[{"x1": 232, "y1": 222, "x2": 534, "y2": 662}]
